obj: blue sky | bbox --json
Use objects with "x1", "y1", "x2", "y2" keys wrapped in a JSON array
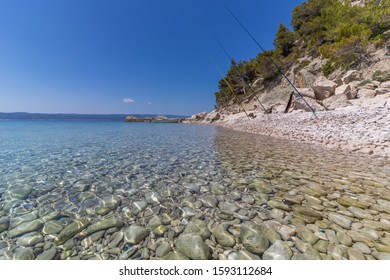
[{"x1": 0, "y1": 0, "x2": 305, "y2": 115}]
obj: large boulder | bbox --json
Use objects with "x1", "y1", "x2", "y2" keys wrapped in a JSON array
[
  {"x1": 323, "y1": 94, "x2": 351, "y2": 110},
  {"x1": 312, "y1": 76, "x2": 338, "y2": 100},
  {"x1": 296, "y1": 88, "x2": 316, "y2": 99},
  {"x1": 294, "y1": 97, "x2": 325, "y2": 112},
  {"x1": 204, "y1": 110, "x2": 221, "y2": 123},
  {"x1": 357, "y1": 89, "x2": 376, "y2": 99},
  {"x1": 341, "y1": 70, "x2": 360, "y2": 84}
]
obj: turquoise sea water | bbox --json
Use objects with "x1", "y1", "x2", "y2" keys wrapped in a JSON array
[{"x1": 1, "y1": 120, "x2": 390, "y2": 260}]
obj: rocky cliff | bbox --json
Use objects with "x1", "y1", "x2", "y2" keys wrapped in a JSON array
[{"x1": 187, "y1": 0, "x2": 390, "y2": 124}]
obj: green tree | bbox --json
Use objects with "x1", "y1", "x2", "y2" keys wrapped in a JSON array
[{"x1": 274, "y1": 23, "x2": 296, "y2": 56}]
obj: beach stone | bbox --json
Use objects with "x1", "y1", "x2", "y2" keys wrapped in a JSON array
[
  {"x1": 212, "y1": 224, "x2": 236, "y2": 247},
  {"x1": 352, "y1": 242, "x2": 371, "y2": 254},
  {"x1": 175, "y1": 234, "x2": 210, "y2": 260},
  {"x1": 262, "y1": 240, "x2": 293, "y2": 260},
  {"x1": 248, "y1": 179, "x2": 272, "y2": 193},
  {"x1": 8, "y1": 185, "x2": 33, "y2": 200},
  {"x1": 36, "y1": 247, "x2": 57, "y2": 260},
  {"x1": 227, "y1": 250, "x2": 260, "y2": 260},
  {"x1": 81, "y1": 230, "x2": 105, "y2": 248},
  {"x1": 147, "y1": 216, "x2": 163, "y2": 230},
  {"x1": 375, "y1": 243, "x2": 390, "y2": 253},
  {"x1": 253, "y1": 193, "x2": 269, "y2": 205},
  {"x1": 145, "y1": 192, "x2": 161, "y2": 205},
  {"x1": 372, "y1": 251, "x2": 390, "y2": 260},
  {"x1": 7, "y1": 220, "x2": 44, "y2": 238},
  {"x1": 161, "y1": 251, "x2": 190, "y2": 260},
  {"x1": 210, "y1": 184, "x2": 225, "y2": 195},
  {"x1": 362, "y1": 219, "x2": 390, "y2": 231},
  {"x1": 54, "y1": 218, "x2": 90, "y2": 245},
  {"x1": 267, "y1": 200, "x2": 290, "y2": 211},
  {"x1": 261, "y1": 225, "x2": 282, "y2": 243},
  {"x1": 13, "y1": 247, "x2": 35, "y2": 260},
  {"x1": 297, "y1": 227, "x2": 319, "y2": 245},
  {"x1": 131, "y1": 201, "x2": 148, "y2": 215},
  {"x1": 327, "y1": 244, "x2": 348, "y2": 260},
  {"x1": 328, "y1": 213, "x2": 352, "y2": 229},
  {"x1": 183, "y1": 219, "x2": 211, "y2": 240},
  {"x1": 156, "y1": 242, "x2": 172, "y2": 258},
  {"x1": 153, "y1": 225, "x2": 168, "y2": 236},
  {"x1": 347, "y1": 248, "x2": 365, "y2": 260},
  {"x1": 124, "y1": 225, "x2": 149, "y2": 245},
  {"x1": 0, "y1": 219, "x2": 9, "y2": 233},
  {"x1": 240, "y1": 222, "x2": 270, "y2": 254},
  {"x1": 16, "y1": 232, "x2": 44, "y2": 247},
  {"x1": 86, "y1": 217, "x2": 123, "y2": 234},
  {"x1": 337, "y1": 232, "x2": 353, "y2": 246},
  {"x1": 347, "y1": 206, "x2": 373, "y2": 219},
  {"x1": 95, "y1": 196, "x2": 120, "y2": 215},
  {"x1": 9, "y1": 211, "x2": 39, "y2": 229},
  {"x1": 342, "y1": 70, "x2": 360, "y2": 84},
  {"x1": 278, "y1": 225, "x2": 296, "y2": 240},
  {"x1": 219, "y1": 201, "x2": 239, "y2": 212},
  {"x1": 199, "y1": 196, "x2": 218, "y2": 208},
  {"x1": 292, "y1": 205, "x2": 322, "y2": 218},
  {"x1": 338, "y1": 196, "x2": 369, "y2": 209},
  {"x1": 283, "y1": 194, "x2": 304, "y2": 204},
  {"x1": 314, "y1": 240, "x2": 329, "y2": 253},
  {"x1": 40, "y1": 211, "x2": 60, "y2": 223}
]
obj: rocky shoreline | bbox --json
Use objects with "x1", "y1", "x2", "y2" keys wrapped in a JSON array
[{"x1": 213, "y1": 107, "x2": 390, "y2": 158}]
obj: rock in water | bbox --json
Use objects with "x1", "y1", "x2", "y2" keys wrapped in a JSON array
[
  {"x1": 328, "y1": 213, "x2": 352, "y2": 229},
  {"x1": 212, "y1": 224, "x2": 236, "y2": 247},
  {"x1": 262, "y1": 240, "x2": 293, "y2": 260},
  {"x1": 7, "y1": 220, "x2": 44, "y2": 238},
  {"x1": 183, "y1": 219, "x2": 211, "y2": 240},
  {"x1": 175, "y1": 234, "x2": 210, "y2": 260},
  {"x1": 86, "y1": 217, "x2": 123, "y2": 234},
  {"x1": 36, "y1": 248, "x2": 57, "y2": 260},
  {"x1": 228, "y1": 250, "x2": 260, "y2": 260},
  {"x1": 240, "y1": 222, "x2": 270, "y2": 254},
  {"x1": 13, "y1": 247, "x2": 35, "y2": 260},
  {"x1": 123, "y1": 225, "x2": 149, "y2": 244},
  {"x1": 54, "y1": 218, "x2": 90, "y2": 245}
]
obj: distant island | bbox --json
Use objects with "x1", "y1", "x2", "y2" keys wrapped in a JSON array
[{"x1": 0, "y1": 112, "x2": 188, "y2": 121}]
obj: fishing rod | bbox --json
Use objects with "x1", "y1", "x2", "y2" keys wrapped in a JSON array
[
  {"x1": 214, "y1": 36, "x2": 270, "y2": 118},
  {"x1": 224, "y1": 5, "x2": 318, "y2": 118},
  {"x1": 208, "y1": 54, "x2": 251, "y2": 120}
]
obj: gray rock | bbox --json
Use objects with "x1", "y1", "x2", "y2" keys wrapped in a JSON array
[
  {"x1": 0, "y1": 219, "x2": 9, "y2": 233},
  {"x1": 36, "y1": 247, "x2": 57, "y2": 260},
  {"x1": 13, "y1": 247, "x2": 35, "y2": 260},
  {"x1": 161, "y1": 251, "x2": 190, "y2": 260},
  {"x1": 347, "y1": 206, "x2": 373, "y2": 219},
  {"x1": 7, "y1": 220, "x2": 44, "y2": 238},
  {"x1": 86, "y1": 217, "x2": 123, "y2": 234},
  {"x1": 212, "y1": 224, "x2": 236, "y2": 247},
  {"x1": 240, "y1": 222, "x2": 269, "y2": 254},
  {"x1": 352, "y1": 242, "x2": 371, "y2": 254},
  {"x1": 9, "y1": 211, "x2": 38, "y2": 229},
  {"x1": 312, "y1": 76, "x2": 337, "y2": 100},
  {"x1": 8, "y1": 185, "x2": 33, "y2": 200},
  {"x1": 16, "y1": 232, "x2": 44, "y2": 247},
  {"x1": 337, "y1": 232, "x2": 353, "y2": 246},
  {"x1": 145, "y1": 192, "x2": 161, "y2": 205},
  {"x1": 156, "y1": 241, "x2": 172, "y2": 258},
  {"x1": 123, "y1": 225, "x2": 149, "y2": 244},
  {"x1": 175, "y1": 234, "x2": 210, "y2": 260},
  {"x1": 210, "y1": 184, "x2": 225, "y2": 195},
  {"x1": 347, "y1": 248, "x2": 365, "y2": 260},
  {"x1": 372, "y1": 251, "x2": 390, "y2": 260},
  {"x1": 228, "y1": 250, "x2": 260, "y2": 260},
  {"x1": 262, "y1": 240, "x2": 293, "y2": 260},
  {"x1": 199, "y1": 196, "x2": 218, "y2": 208},
  {"x1": 131, "y1": 200, "x2": 148, "y2": 215},
  {"x1": 54, "y1": 218, "x2": 90, "y2": 245},
  {"x1": 328, "y1": 213, "x2": 352, "y2": 229},
  {"x1": 267, "y1": 200, "x2": 290, "y2": 211},
  {"x1": 297, "y1": 228, "x2": 319, "y2": 245},
  {"x1": 108, "y1": 231, "x2": 124, "y2": 249},
  {"x1": 147, "y1": 216, "x2": 163, "y2": 230},
  {"x1": 43, "y1": 220, "x2": 64, "y2": 234},
  {"x1": 183, "y1": 219, "x2": 211, "y2": 240}
]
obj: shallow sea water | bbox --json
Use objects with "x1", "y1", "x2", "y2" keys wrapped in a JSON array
[{"x1": 0, "y1": 121, "x2": 389, "y2": 260}]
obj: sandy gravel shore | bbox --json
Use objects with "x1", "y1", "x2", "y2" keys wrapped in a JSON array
[{"x1": 215, "y1": 108, "x2": 390, "y2": 158}]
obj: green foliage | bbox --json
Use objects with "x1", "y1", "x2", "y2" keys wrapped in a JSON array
[
  {"x1": 358, "y1": 79, "x2": 372, "y2": 86},
  {"x1": 274, "y1": 24, "x2": 296, "y2": 57},
  {"x1": 322, "y1": 60, "x2": 335, "y2": 76},
  {"x1": 372, "y1": 70, "x2": 390, "y2": 82}
]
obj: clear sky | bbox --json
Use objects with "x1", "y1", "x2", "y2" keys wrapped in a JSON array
[{"x1": 0, "y1": 0, "x2": 305, "y2": 115}]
